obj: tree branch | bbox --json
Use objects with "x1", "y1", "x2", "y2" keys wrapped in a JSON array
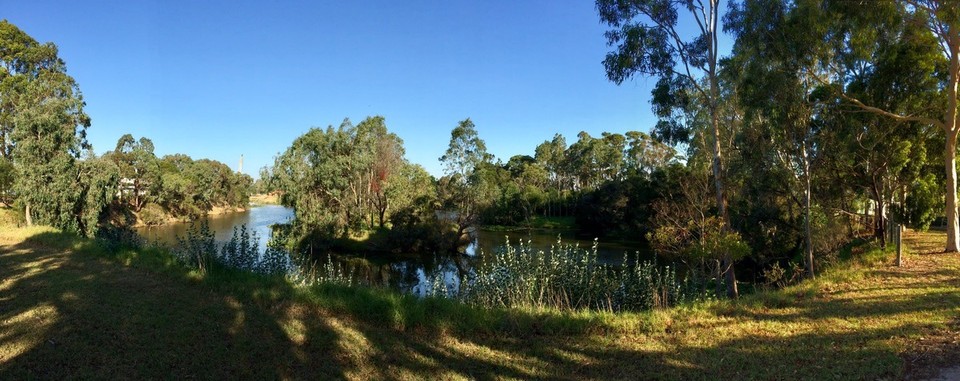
[{"x1": 840, "y1": 92, "x2": 944, "y2": 128}]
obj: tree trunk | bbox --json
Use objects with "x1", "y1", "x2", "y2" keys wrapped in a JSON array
[
  {"x1": 134, "y1": 178, "x2": 141, "y2": 212},
  {"x1": 705, "y1": 0, "x2": 736, "y2": 298},
  {"x1": 25, "y1": 202, "x2": 32, "y2": 226},
  {"x1": 711, "y1": 109, "x2": 738, "y2": 298},
  {"x1": 896, "y1": 222, "x2": 903, "y2": 267},
  {"x1": 944, "y1": 37, "x2": 959, "y2": 252},
  {"x1": 945, "y1": 132, "x2": 959, "y2": 252},
  {"x1": 874, "y1": 191, "x2": 887, "y2": 249},
  {"x1": 803, "y1": 154, "x2": 815, "y2": 279}
]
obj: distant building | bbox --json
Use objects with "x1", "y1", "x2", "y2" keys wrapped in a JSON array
[{"x1": 116, "y1": 178, "x2": 147, "y2": 198}]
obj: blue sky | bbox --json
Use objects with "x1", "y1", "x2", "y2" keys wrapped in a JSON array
[{"x1": 5, "y1": 1, "x2": 731, "y2": 177}]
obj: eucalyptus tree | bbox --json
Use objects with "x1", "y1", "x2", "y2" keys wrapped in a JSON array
[
  {"x1": 565, "y1": 132, "x2": 599, "y2": 190},
  {"x1": 76, "y1": 153, "x2": 120, "y2": 237},
  {"x1": 439, "y1": 118, "x2": 491, "y2": 181},
  {"x1": 624, "y1": 130, "x2": 676, "y2": 177},
  {"x1": 597, "y1": 0, "x2": 739, "y2": 297},
  {"x1": 356, "y1": 116, "x2": 405, "y2": 228},
  {"x1": 273, "y1": 120, "x2": 360, "y2": 238},
  {"x1": 825, "y1": 0, "x2": 960, "y2": 252},
  {"x1": 108, "y1": 134, "x2": 159, "y2": 211},
  {"x1": 726, "y1": 0, "x2": 837, "y2": 278},
  {"x1": 1, "y1": 21, "x2": 91, "y2": 228},
  {"x1": 272, "y1": 117, "x2": 408, "y2": 245},
  {"x1": 534, "y1": 134, "x2": 569, "y2": 216},
  {"x1": 438, "y1": 118, "x2": 494, "y2": 245}
]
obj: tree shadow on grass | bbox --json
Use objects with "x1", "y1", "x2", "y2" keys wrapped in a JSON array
[
  {"x1": 3, "y1": 230, "x2": 959, "y2": 380},
  {"x1": 0, "y1": 231, "x2": 339, "y2": 379}
]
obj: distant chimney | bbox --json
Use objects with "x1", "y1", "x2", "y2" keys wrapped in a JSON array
[{"x1": 239, "y1": 154, "x2": 244, "y2": 174}]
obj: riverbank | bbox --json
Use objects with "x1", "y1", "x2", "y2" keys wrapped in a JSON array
[
  {"x1": 249, "y1": 192, "x2": 280, "y2": 206},
  {"x1": 127, "y1": 204, "x2": 249, "y2": 228},
  {"x1": 1, "y1": 212, "x2": 957, "y2": 379}
]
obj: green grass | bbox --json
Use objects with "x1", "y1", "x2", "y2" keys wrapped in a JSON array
[{"x1": 1, "y1": 213, "x2": 958, "y2": 379}]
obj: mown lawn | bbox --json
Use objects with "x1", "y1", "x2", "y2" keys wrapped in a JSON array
[{"x1": 1, "y1": 216, "x2": 957, "y2": 379}]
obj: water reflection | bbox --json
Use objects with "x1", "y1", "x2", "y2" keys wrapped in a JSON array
[
  {"x1": 136, "y1": 205, "x2": 294, "y2": 253},
  {"x1": 137, "y1": 206, "x2": 652, "y2": 295}
]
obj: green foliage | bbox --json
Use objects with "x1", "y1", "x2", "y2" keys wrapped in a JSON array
[
  {"x1": 1, "y1": 21, "x2": 92, "y2": 233},
  {"x1": 150, "y1": 153, "x2": 251, "y2": 220},
  {"x1": 906, "y1": 173, "x2": 941, "y2": 231},
  {"x1": 441, "y1": 237, "x2": 703, "y2": 312},
  {"x1": 651, "y1": 216, "x2": 751, "y2": 262},
  {"x1": 75, "y1": 154, "x2": 120, "y2": 237},
  {"x1": 173, "y1": 221, "x2": 216, "y2": 273},
  {"x1": 139, "y1": 203, "x2": 167, "y2": 226},
  {"x1": 0, "y1": 155, "x2": 12, "y2": 206},
  {"x1": 439, "y1": 118, "x2": 491, "y2": 179},
  {"x1": 272, "y1": 116, "x2": 411, "y2": 248},
  {"x1": 106, "y1": 134, "x2": 159, "y2": 211},
  {"x1": 174, "y1": 221, "x2": 291, "y2": 276}
]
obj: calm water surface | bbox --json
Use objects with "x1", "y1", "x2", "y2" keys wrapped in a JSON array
[
  {"x1": 137, "y1": 206, "x2": 652, "y2": 295},
  {"x1": 136, "y1": 205, "x2": 294, "y2": 253}
]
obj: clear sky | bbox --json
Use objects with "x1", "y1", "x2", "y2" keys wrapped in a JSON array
[{"x1": 4, "y1": 1, "x2": 730, "y2": 177}]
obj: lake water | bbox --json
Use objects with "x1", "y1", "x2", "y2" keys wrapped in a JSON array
[
  {"x1": 136, "y1": 205, "x2": 295, "y2": 253},
  {"x1": 137, "y1": 206, "x2": 652, "y2": 295}
]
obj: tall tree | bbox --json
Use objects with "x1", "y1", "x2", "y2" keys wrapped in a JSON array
[
  {"x1": 273, "y1": 117, "x2": 408, "y2": 242},
  {"x1": 727, "y1": 0, "x2": 834, "y2": 278},
  {"x1": 597, "y1": 0, "x2": 739, "y2": 297},
  {"x1": 357, "y1": 116, "x2": 405, "y2": 228},
  {"x1": 826, "y1": 0, "x2": 960, "y2": 252},
  {"x1": 534, "y1": 134, "x2": 569, "y2": 216},
  {"x1": 439, "y1": 118, "x2": 491, "y2": 181},
  {"x1": 1, "y1": 21, "x2": 90, "y2": 229},
  {"x1": 108, "y1": 134, "x2": 159, "y2": 211},
  {"x1": 438, "y1": 118, "x2": 493, "y2": 248},
  {"x1": 625, "y1": 130, "x2": 675, "y2": 177}
]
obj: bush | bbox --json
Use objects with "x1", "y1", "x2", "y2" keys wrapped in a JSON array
[
  {"x1": 139, "y1": 203, "x2": 168, "y2": 226},
  {"x1": 427, "y1": 237, "x2": 704, "y2": 312},
  {"x1": 95, "y1": 225, "x2": 145, "y2": 252},
  {"x1": 175, "y1": 221, "x2": 292, "y2": 276},
  {"x1": 173, "y1": 221, "x2": 216, "y2": 273}
]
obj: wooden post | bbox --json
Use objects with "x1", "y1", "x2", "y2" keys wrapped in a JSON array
[{"x1": 895, "y1": 223, "x2": 903, "y2": 267}]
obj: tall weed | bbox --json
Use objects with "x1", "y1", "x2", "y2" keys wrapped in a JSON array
[{"x1": 450, "y1": 237, "x2": 704, "y2": 312}]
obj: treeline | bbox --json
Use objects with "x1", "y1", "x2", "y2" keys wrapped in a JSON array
[
  {"x1": 266, "y1": 116, "x2": 682, "y2": 253},
  {"x1": 104, "y1": 134, "x2": 252, "y2": 225},
  {"x1": 0, "y1": 21, "x2": 252, "y2": 236},
  {"x1": 592, "y1": 0, "x2": 956, "y2": 296}
]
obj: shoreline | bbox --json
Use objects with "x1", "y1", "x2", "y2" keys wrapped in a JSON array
[{"x1": 132, "y1": 205, "x2": 249, "y2": 228}]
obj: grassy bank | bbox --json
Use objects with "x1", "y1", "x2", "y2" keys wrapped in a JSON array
[
  {"x1": 250, "y1": 193, "x2": 281, "y2": 206},
  {"x1": 1, "y1": 212, "x2": 958, "y2": 379}
]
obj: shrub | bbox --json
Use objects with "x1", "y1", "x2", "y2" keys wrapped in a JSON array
[
  {"x1": 174, "y1": 221, "x2": 216, "y2": 273},
  {"x1": 175, "y1": 222, "x2": 292, "y2": 276},
  {"x1": 139, "y1": 203, "x2": 168, "y2": 226},
  {"x1": 429, "y1": 237, "x2": 703, "y2": 312}
]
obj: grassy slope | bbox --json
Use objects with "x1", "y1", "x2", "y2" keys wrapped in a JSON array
[{"x1": 1, "y1": 213, "x2": 958, "y2": 380}]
